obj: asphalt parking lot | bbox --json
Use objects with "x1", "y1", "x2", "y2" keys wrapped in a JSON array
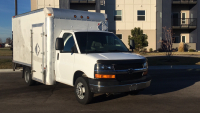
[{"x1": 0, "y1": 69, "x2": 200, "y2": 113}]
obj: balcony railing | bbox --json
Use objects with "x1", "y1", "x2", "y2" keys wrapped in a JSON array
[
  {"x1": 172, "y1": 18, "x2": 197, "y2": 29},
  {"x1": 172, "y1": 0, "x2": 197, "y2": 4},
  {"x1": 71, "y1": 0, "x2": 96, "y2": 3}
]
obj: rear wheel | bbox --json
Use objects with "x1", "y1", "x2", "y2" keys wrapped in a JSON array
[
  {"x1": 24, "y1": 67, "x2": 35, "y2": 86},
  {"x1": 13, "y1": 63, "x2": 16, "y2": 71},
  {"x1": 75, "y1": 77, "x2": 94, "y2": 104}
]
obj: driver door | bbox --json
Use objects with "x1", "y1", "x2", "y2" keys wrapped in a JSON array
[{"x1": 55, "y1": 32, "x2": 77, "y2": 85}]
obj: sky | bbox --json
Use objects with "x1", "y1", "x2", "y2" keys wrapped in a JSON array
[{"x1": 0, "y1": 0, "x2": 30, "y2": 43}]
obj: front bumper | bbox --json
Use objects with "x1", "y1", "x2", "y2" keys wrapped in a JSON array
[{"x1": 89, "y1": 75, "x2": 151, "y2": 93}]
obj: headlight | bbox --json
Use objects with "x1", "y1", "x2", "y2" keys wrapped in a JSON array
[
  {"x1": 143, "y1": 61, "x2": 148, "y2": 76},
  {"x1": 143, "y1": 61, "x2": 148, "y2": 68},
  {"x1": 96, "y1": 64, "x2": 114, "y2": 70}
]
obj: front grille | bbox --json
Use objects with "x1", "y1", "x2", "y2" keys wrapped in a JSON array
[
  {"x1": 116, "y1": 72, "x2": 143, "y2": 82},
  {"x1": 114, "y1": 63, "x2": 143, "y2": 70}
]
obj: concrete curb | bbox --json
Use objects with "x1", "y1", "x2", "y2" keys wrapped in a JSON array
[
  {"x1": 0, "y1": 69, "x2": 22, "y2": 73},
  {"x1": 149, "y1": 65, "x2": 200, "y2": 70}
]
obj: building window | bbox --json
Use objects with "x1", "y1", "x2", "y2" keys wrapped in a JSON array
[
  {"x1": 137, "y1": 10, "x2": 145, "y2": 21},
  {"x1": 116, "y1": 34, "x2": 122, "y2": 40},
  {"x1": 114, "y1": 10, "x2": 122, "y2": 21},
  {"x1": 173, "y1": 36, "x2": 180, "y2": 43},
  {"x1": 182, "y1": 36, "x2": 186, "y2": 43}
]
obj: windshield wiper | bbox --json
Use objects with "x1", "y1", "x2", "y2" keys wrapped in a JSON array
[
  {"x1": 87, "y1": 50, "x2": 104, "y2": 53},
  {"x1": 108, "y1": 50, "x2": 127, "y2": 52}
]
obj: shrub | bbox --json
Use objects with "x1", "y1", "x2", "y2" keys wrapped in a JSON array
[
  {"x1": 189, "y1": 49, "x2": 196, "y2": 52},
  {"x1": 158, "y1": 48, "x2": 163, "y2": 52},
  {"x1": 128, "y1": 27, "x2": 148, "y2": 50},
  {"x1": 149, "y1": 48, "x2": 153, "y2": 52},
  {"x1": 178, "y1": 42, "x2": 184, "y2": 52},
  {"x1": 140, "y1": 48, "x2": 147, "y2": 52}
]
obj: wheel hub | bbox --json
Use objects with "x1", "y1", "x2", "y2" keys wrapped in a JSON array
[
  {"x1": 25, "y1": 71, "x2": 29, "y2": 83},
  {"x1": 76, "y1": 82, "x2": 85, "y2": 99}
]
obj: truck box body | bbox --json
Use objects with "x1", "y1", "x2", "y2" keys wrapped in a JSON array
[{"x1": 13, "y1": 8, "x2": 107, "y2": 85}]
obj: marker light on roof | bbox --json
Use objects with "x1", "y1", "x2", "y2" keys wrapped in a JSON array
[
  {"x1": 87, "y1": 16, "x2": 89, "y2": 19},
  {"x1": 74, "y1": 15, "x2": 77, "y2": 18},
  {"x1": 48, "y1": 13, "x2": 52, "y2": 16},
  {"x1": 80, "y1": 15, "x2": 83, "y2": 19}
]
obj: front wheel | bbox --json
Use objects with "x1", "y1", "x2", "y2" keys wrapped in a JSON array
[{"x1": 75, "y1": 77, "x2": 94, "y2": 104}]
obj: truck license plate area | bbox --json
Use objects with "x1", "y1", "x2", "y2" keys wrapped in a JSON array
[
  {"x1": 116, "y1": 72, "x2": 143, "y2": 82},
  {"x1": 129, "y1": 85, "x2": 138, "y2": 91}
]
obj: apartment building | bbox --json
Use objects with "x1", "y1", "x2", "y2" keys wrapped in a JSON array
[
  {"x1": 31, "y1": 0, "x2": 101, "y2": 12},
  {"x1": 170, "y1": 0, "x2": 200, "y2": 50},
  {"x1": 31, "y1": 0, "x2": 200, "y2": 51}
]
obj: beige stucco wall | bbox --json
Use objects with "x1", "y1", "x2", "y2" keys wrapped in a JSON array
[
  {"x1": 105, "y1": 0, "x2": 157, "y2": 51},
  {"x1": 31, "y1": 0, "x2": 60, "y2": 10},
  {"x1": 116, "y1": 30, "x2": 156, "y2": 51},
  {"x1": 31, "y1": 0, "x2": 37, "y2": 11}
]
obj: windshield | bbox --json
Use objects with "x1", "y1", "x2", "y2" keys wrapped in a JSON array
[{"x1": 75, "y1": 32, "x2": 129, "y2": 53}]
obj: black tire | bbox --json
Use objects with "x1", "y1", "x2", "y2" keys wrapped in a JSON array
[
  {"x1": 129, "y1": 89, "x2": 144, "y2": 95},
  {"x1": 75, "y1": 77, "x2": 94, "y2": 105},
  {"x1": 13, "y1": 63, "x2": 16, "y2": 71},
  {"x1": 24, "y1": 67, "x2": 35, "y2": 86}
]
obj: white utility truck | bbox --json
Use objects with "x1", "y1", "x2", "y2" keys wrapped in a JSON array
[{"x1": 12, "y1": 8, "x2": 151, "y2": 104}]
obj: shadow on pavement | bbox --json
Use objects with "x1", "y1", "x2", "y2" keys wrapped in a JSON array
[
  {"x1": 91, "y1": 69, "x2": 200, "y2": 103},
  {"x1": 146, "y1": 56, "x2": 200, "y2": 66},
  {"x1": 141, "y1": 69, "x2": 200, "y2": 95}
]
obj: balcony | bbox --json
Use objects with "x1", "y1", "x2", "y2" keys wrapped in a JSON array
[
  {"x1": 172, "y1": 18, "x2": 197, "y2": 29},
  {"x1": 172, "y1": 0, "x2": 197, "y2": 4},
  {"x1": 71, "y1": 0, "x2": 96, "y2": 3}
]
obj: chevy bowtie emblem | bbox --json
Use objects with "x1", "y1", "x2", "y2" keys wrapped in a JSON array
[
  {"x1": 35, "y1": 43, "x2": 40, "y2": 56},
  {"x1": 128, "y1": 68, "x2": 134, "y2": 74}
]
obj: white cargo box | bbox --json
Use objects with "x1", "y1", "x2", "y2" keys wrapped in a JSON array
[{"x1": 12, "y1": 8, "x2": 107, "y2": 85}]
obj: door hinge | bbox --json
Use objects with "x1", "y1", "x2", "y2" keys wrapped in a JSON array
[{"x1": 31, "y1": 70, "x2": 36, "y2": 72}]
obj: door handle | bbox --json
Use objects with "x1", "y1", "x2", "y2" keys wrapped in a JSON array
[{"x1": 57, "y1": 53, "x2": 59, "y2": 60}]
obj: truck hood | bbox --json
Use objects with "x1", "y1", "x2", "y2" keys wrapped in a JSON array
[{"x1": 86, "y1": 52, "x2": 145, "y2": 61}]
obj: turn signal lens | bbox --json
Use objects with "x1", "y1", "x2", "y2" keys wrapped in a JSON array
[
  {"x1": 48, "y1": 13, "x2": 52, "y2": 16},
  {"x1": 95, "y1": 74, "x2": 115, "y2": 79}
]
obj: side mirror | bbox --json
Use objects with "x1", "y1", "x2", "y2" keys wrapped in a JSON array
[
  {"x1": 130, "y1": 39, "x2": 135, "y2": 50},
  {"x1": 55, "y1": 38, "x2": 64, "y2": 50}
]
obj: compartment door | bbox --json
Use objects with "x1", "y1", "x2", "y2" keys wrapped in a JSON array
[{"x1": 31, "y1": 23, "x2": 44, "y2": 83}]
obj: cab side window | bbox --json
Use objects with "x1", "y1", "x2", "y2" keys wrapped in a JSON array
[{"x1": 62, "y1": 33, "x2": 77, "y2": 53}]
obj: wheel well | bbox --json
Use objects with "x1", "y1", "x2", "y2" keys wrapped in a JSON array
[{"x1": 73, "y1": 71, "x2": 87, "y2": 85}]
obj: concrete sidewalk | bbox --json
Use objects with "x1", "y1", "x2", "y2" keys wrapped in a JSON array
[{"x1": 0, "y1": 65, "x2": 200, "y2": 73}]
